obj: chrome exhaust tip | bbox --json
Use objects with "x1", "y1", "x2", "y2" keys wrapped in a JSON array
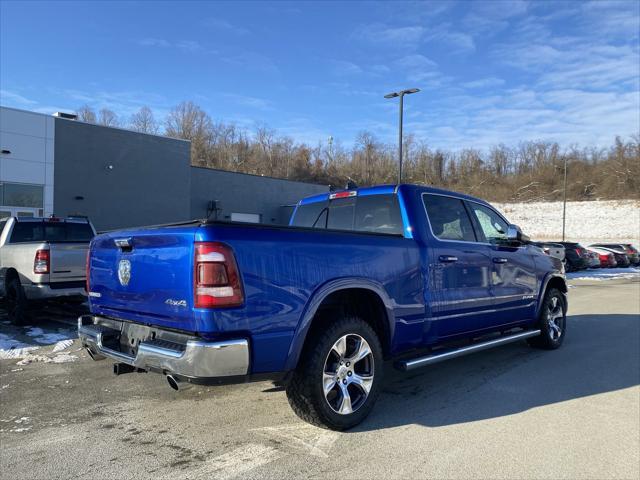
[{"x1": 166, "y1": 375, "x2": 180, "y2": 391}]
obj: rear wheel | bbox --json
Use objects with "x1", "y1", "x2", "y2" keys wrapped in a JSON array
[
  {"x1": 528, "y1": 288, "x2": 566, "y2": 350},
  {"x1": 285, "y1": 315, "x2": 383, "y2": 430},
  {"x1": 6, "y1": 277, "x2": 28, "y2": 325}
]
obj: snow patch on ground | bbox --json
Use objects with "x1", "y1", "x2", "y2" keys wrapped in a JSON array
[
  {"x1": 0, "y1": 334, "x2": 40, "y2": 359},
  {"x1": 495, "y1": 199, "x2": 640, "y2": 245},
  {"x1": 26, "y1": 327, "x2": 73, "y2": 345},
  {"x1": 14, "y1": 351, "x2": 78, "y2": 365},
  {"x1": 567, "y1": 267, "x2": 640, "y2": 281},
  {"x1": 51, "y1": 353, "x2": 78, "y2": 363},
  {"x1": 0, "y1": 326, "x2": 77, "y2": 364},
  {"x1": 52, "y1": 339, "x2": 74, "y2": 353}
]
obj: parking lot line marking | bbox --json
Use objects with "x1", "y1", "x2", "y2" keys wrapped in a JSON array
[{"x1": 185, "y1": 443, "x2": 282, "y2": 480}]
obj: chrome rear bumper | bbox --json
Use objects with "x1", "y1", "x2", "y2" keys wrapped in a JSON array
[{"x1": 78, "y1": 315, "x2": 249, "y2": 379}]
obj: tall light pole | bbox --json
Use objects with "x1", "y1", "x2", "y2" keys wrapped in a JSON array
[
  {"x1": 562, "y1": 156, "x2": 568, "y2": 241},
  {"x1": 385, "y1": 88, "x2": 420, "y2": 183}
]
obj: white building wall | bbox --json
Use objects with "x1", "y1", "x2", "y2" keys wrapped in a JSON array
[{"x1": 0, "y1": 106, "x2": 54, "y2": 216}]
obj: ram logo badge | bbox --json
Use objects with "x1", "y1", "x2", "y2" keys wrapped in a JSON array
[{"x1": 117, "y1": 259, "x2": 131, "y2": 286}]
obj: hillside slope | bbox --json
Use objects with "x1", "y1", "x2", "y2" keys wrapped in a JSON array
[{"x1": 494, "y1": 199, "x2": 640, "y2": 245}]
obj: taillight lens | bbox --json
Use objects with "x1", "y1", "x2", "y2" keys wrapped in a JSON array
[
  {"x1": 34, "y1": 249, "x2": 50, "y2": 274},
  {"x1": 575, "y1": 248, "x2": 583, "y2": 256},
  {"x1": 194, "y1": 242, "x2": 243, "y2": 308}
]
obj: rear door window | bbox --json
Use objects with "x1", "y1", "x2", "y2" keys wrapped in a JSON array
[
  {"x1": 354, "y1": 195, "x2": 403, "y2": 235},
  {"x1": 423, "y1": 194, "x2": 476, "y2": 242}
]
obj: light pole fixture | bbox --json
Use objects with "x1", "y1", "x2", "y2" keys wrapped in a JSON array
[{"x1": 384, "y1": 88, "x2": 420, "y2": 183}]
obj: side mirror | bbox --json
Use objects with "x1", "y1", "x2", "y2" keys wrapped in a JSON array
[{"x1": 506, "y1": 224, "x2": 530, "y2": 244}]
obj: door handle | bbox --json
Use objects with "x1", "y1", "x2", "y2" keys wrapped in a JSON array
[
  {"x1": 439, "y1": 255, "x2": 458, "y2": 263},
  {"x1": 493, "y1": 257, "x2": 508, "y2": 264}
]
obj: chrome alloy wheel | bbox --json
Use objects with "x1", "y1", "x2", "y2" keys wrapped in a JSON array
[
  {"x1": 547, "y1": 296, "x2": 564, "y2": 340},
  {"x1": 322, "y1": 334, "x2": 374, "y2": 415}
]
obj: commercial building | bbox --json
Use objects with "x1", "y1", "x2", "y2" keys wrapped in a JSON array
[{"x1": 0, "y1": 106, "x2": 328, "y2": 231}]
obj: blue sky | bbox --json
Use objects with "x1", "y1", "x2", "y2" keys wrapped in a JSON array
[{"x1": 1, "y1": 0, "x2": 638, "y2": 150}]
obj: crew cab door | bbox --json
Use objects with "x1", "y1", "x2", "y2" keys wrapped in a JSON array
[
  {"x1": 422, "y1": 193, "x2": 494, "y2": 339},
  {"x1": 465, "y1": 202, "x2": 537, "y2": 324}
]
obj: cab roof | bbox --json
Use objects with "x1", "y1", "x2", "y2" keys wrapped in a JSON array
[{"x1": 298, "y1": 183, "x2": 491, "y2": 207}]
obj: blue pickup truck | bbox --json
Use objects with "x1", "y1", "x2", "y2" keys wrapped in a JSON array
[{"x1": 79, "y1": 184, "x2": 567, "y2": 430}]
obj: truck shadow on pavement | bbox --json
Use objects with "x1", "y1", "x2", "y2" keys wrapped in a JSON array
[{"x1": 356, "y1": 314, "x2": 639, "y2": 432}]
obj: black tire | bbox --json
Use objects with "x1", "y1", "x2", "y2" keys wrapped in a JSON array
[
  {"x1": 6, "y1": 276, "x2": 28, "y2": 325},
  {"x1": 528, "y1": 288, "x2": 566, "y2": 350},
  {"x1": 285, "y1": 315, "x2": 384, "y2": 431}
]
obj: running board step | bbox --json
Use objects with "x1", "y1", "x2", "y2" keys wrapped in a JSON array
[{"x1": 395, "y1": 329, "x2": 541, "y2": 371}]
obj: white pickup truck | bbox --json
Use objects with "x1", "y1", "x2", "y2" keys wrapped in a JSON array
[{"x1": 0, "y1": 216, "x2": 96, "y2": 324}]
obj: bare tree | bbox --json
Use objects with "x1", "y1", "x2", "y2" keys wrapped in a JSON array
[
  {"x1": 165, "y1": 101, "x2": 213, "y2": 166},
  {"x1": 72, "y1": 101, "x2": 640, "y2": 202},
  {"x1": 76, "y1": 105, "x2": 97, "y2": 123},
  {"x1": 97, "y1": 108, "x2": 119, "y2": 127},
  {"x1": 129, "y1": 106, "x2": 158, "y2": 134}
]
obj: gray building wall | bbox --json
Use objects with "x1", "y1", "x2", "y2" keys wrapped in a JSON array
[
  {"x1": 54, "y1": 119, "x2": 191, "y2": 231},
  {"x1": 190, "y1": 167, "x2": 328, "y2": 225}
]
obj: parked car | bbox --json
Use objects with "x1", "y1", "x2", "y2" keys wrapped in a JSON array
[
  {"x1": 590, "y1": 243, "x2": 639, "y2": 266},
  {"x1": 584, "y1": 249, "x2": 601, "y2": 268},
  {"x1": 589, "y1": 245, "x2": 631, "y2": 268},
  {"x1": 531, "y1": 242, "x2": 565, "y2": 262},
  {"x1": 79, "y1": 184, "x2": 567, "y2": 430},
  {"x1": 588, "y1": 247, "x2": 617, "y2": 268},
  {"x1": 555, "y1": 242, "x2": 590, "y2": 271},
  {"x1": 622, "y1": 244, "x2": 640, "y2": 266},
  {"x1": 0, "y1": 216, "x2": 95, "y2": 324}
]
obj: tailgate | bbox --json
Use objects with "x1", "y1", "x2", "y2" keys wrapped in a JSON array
[
  {"x1": 88, "y1": 226, "x2": 198, "y2": 329},
  {"x1": 49, "y1": 243, "x2": 89, "y2": 282}
]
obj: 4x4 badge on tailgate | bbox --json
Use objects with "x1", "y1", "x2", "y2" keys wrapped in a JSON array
[
  {"x1": 165, "y1": 299, "x2": 187, "y2": 307},
  {"x1": 118, "y1": 259, "x2": 131, "y2": 286}
]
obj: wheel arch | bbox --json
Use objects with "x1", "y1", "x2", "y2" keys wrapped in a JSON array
[
  {"x1": 284, "y1": 279, "x2": 395, "y2": 371},
  {"x1": 537, "y1": 273, "x2": 568, "y2": 317},
  {"x1": 2, "y1": 267, "x2": 20, "y2": 290}
]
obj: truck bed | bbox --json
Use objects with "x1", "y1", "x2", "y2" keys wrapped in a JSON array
[{"x1": 88, "y1": 221, "x2": 423, "y2": 371}]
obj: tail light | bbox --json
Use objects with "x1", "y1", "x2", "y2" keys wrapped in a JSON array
[
  {"x1": 575, "y1": 248, "x2": 583, "y2": 256},
  {"x1": 194, "y1": 242, "x2": 243, "y2": 308},
  {"x1": 34, "y1": 249, "x2": 50, "y2": 274}
]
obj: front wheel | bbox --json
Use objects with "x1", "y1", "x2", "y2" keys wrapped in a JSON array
[
  {"x1": 285, "y1": 315, "x2": 383, "y2": 430},
  {"x1": 528, "y1": 288, "x2": 567, "y2": 350}
]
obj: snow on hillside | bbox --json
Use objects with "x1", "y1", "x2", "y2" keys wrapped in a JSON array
[{"x1": 494, "y1": 199, "x2": 640, "y2": 245}]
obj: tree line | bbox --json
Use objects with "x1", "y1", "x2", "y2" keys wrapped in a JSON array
[{"x1": 76, "y1": 102, "x2": 639, "y2": 202}]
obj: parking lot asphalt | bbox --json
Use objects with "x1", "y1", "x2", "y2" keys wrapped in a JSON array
[{"x1": 1, "y1": 277, "x2": 639, "y2": 480}]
